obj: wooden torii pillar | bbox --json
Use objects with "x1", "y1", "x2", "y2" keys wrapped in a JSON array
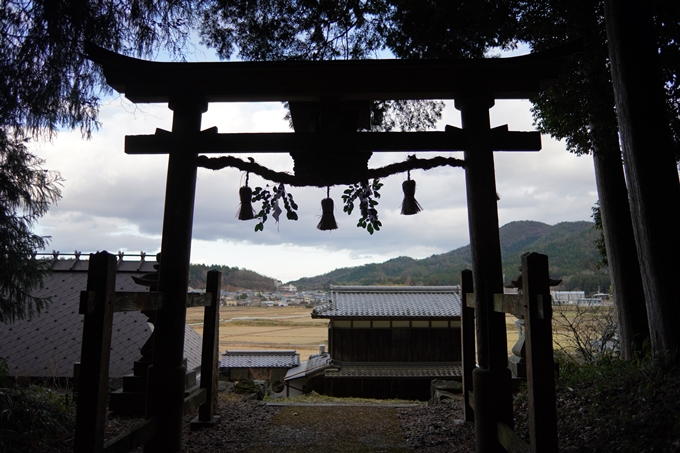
[
  {"x1": 84, "y1": 41, "x2": 578, "y2": 453},
  {"x1": 457, "y1": 97, "x2": 513, "y2": 452},
  {"x1": 143, "y1": 98, "x2": 207, "y2": 451}
]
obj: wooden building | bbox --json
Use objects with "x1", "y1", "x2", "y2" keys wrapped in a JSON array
[
  {"x1": 219, "y1": 350, "x2": 300, "y2": 397},
  {"x1": 308, "y1": 286, "x2": 462, "y2": 400}
]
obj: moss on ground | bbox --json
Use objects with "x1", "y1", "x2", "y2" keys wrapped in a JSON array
[{"x1": 266, "y1": 391, "x2": 423, "y2": 406}]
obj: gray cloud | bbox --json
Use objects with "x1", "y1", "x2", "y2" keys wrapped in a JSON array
[{"x1": 32, "y1": 97, "x2": 597, "y2": 281}]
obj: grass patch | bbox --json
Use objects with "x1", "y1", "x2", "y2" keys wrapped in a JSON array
[{"x1": 0, "y1": 384, "x2": 75, "y2": 452}]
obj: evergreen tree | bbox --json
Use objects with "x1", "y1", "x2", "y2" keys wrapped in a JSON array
[
  {"x1": 0, "y1": 0, "x2": 196, "y2": 322},
  {"x1": 603, "y1": 0, "x2": 680, "y2": 355},
  {"x1": 516, "y1": 0, "x2": 651, "y2": 359},
  {"x1": 197, "y1": 0, "x2": 445, "y2": 131}
]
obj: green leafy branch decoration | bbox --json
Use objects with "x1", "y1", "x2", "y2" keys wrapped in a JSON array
[
  {"x1": 251, "y1": 183, "x2": 298, "y2": 231},
  {"x1": 342, "y1": 179, "x2": 383, "y2": 234}
]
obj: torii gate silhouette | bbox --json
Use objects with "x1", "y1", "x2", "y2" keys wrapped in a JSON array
[{"x1": 82, "y1": 41, "x2": 578, "y2": 453}]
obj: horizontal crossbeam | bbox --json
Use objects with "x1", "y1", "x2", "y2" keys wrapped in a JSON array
[
  {"x1": 465, "y1": 293, "x2": 548, "y2": 319},
  {"x1": 183, "y1": 389, "x2": 207, "y2": 416},
  {"x1": 125, "y1": 126, "x2": 541, "y2": 155},
  {"x1": 103, "y1": 417, "x2": 158, "y2": 453},
  {"x1": 79, "y1": 291, "x2": 215, "y2": 314}
]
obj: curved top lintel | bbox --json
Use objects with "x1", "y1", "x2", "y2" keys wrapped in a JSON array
[{"x1": 84, "y1": 40, "x2": 582, "y2": 104}]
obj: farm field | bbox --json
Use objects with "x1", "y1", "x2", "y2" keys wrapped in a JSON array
[
  {"x1": 187, "y1": 304, "x2": 607, "y2": 362},
  {"x1": 187, "y1": 305, "x2": 329, "y2": 360}
]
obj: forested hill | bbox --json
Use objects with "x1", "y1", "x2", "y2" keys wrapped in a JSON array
[
  {"x1": 290, "y1": 221, "x2": 610, "y2": 294},
  {"x1": 188, "y1": 264, "x2": 278, "y2": 292}
]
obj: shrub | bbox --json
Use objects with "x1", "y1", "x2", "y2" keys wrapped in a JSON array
[{"x1": 0, "y1": 381, "x2": 75, "y2": 452}]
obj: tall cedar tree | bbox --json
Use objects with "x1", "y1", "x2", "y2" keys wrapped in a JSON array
[
  {"x1": 381, "y1": 0, "x2": 680, "y2": 358},
  {"x1": 516, "y1": 0, "x2": 650, "y2": 359},
  {"x1": 0, "y1": 0, "x2": 196, "y2": 322},
  {"x1": 603, "y1": 0, "x2": 680, "y2": 355}
]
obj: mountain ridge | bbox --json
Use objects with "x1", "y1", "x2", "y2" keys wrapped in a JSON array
[{"x1": 289, "y1": 220, "x2": 610, "y2": 293}]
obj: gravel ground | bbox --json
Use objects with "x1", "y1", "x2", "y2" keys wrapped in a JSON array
[
  {"x1": 100, "y1": 393, "x2": 476, "y2": 453},
  {"x1": 397, "y1": 402, "x2": 476, "y2": 452}
]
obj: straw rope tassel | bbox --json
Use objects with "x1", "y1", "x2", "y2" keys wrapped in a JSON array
[
  {"x1": 317, "y1": 187, "x2": 338, "y2": 230},
  {"x1": 401, "y1": 171, "x2": 422, "y2": 215},
  {"x1": 237, "y1": 172, "x2": 255, "y2": 220}
]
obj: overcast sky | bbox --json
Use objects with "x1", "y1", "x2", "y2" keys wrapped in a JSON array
[{"x1": 31, "y1": 50, "x2": 598, "y2": 284}]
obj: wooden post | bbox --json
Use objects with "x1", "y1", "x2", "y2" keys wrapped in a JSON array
[
  {"x1": 74, "y1": 252, "x2": 117, "y2": 453},
  {"x1": 191, "y1": 270, "x2": 222, "y2": 428},
  {"x1": 522, "y1": 253, "x2": 558, "y2": 453},
  {"x1": 460, "y1": 269, "x2": 475, "y2": 422},
  {"x1": 144, "y1": 98, "x2": 207, "y2": 453},
  {"x1": 457, "y1": 97, "x2": 513, "y2": 453}
]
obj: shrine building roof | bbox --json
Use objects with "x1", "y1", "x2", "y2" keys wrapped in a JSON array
[{"x1": 312, "y1": 286, "x2": 462, "y2": 319}]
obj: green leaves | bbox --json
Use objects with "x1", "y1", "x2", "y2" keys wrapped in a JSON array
[
  {"x1": 342, "y1": 179, "x2": 383, "y2": 234},
  {"x1": 251, "y1": 184, "x2": 298, "y2": 232}
]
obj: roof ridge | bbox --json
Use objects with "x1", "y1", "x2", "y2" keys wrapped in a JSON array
[
  {"x1": 330, "y1": 285, "x2": 459, "y2": 293},
  {"x1": 224, "y1": 350, "x2": 298, "y2": 355}
]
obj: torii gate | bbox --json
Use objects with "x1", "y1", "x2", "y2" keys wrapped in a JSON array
[{"x1": 83, "y1": 41, "x2": 578, "y2": 453}]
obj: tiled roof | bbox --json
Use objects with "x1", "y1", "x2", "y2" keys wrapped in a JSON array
[
  {"x1": 284, "y1": 352, "x2": 334, "y2": 381},
  {"x1": 183, "y1": 325, "x2": 204, "y2": 371},
  {"x1": 324, "y1": 362, "x2": 462, "y2": 379},
  {"x1": 0, "y1": 258, "x2": 202, "y2": 378},
  {"x1": 220, "y1": 350, "x2": 300, "y2": 369},
  {"x1": 312, "y1": 286, "x2": 461, "y2": 319}
]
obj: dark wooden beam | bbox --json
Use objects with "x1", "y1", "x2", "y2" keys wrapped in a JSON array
[
  {"x1": 191, "y1": 270, "x2": 222, "y2": 429},
  {"x1": 458, "y1": 97, "x2": 513, "y2": 453},
  {"x1": 183, "y1": 388, "x2": 207, "y2": 416},
  {"x1": 523, "y1": 253, "x2": 558, "y2": 452},
  {"x1": 84, "y1": 41, "x2": 581, "y2": 104},
  {"x1": 493, "y1": 294, "x2": 524, "y2": 317},
  {"x1": 102, "y1": 418, "x2": 158, "y2": 453},
  {"x1": 460, "y1": 269, "x2": 476, "y2": 423},
  {"x1": 144, "y1": 99, "x2": 206, "y2": 453},
  {"x1": 497, "y1": 422, "x2": 530, "y2": 453},
  {"x1": 186, "y1": 293, "x2": 213, "y2": 307},
  {"x1": 74, "y1": 252, "x2": 117, "y2": 453},
  {"x1": 125, "y1": 129, "x2": 541, "y2": 155}
]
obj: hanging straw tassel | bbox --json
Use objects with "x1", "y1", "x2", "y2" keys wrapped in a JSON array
[
  {"x1": 401, "y1": 171, "x2": 422, "y2": 215},
  {"x1": 317, "y1": 187, "x2": 338, "y2": 230},
  {"x1": 237, "y1": 173, "x2": 255, "y2": 220}
]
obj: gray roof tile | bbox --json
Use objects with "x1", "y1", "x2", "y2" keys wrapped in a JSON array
[
  {"x1": 284, "y1": 352, "x2": 334, "y2": 381},
  {"x1": 312, "y1": 286, "x2": 461, "y2": 319},
  {"x1": 0, "y1": 258, "x2": 203, "y2": 378},
  {"x1": 324, "y1": 362, "x2": 462, "y2": 379},
  {"x1": 220, "y1": 350, "x2": 300, "y2": 369}
]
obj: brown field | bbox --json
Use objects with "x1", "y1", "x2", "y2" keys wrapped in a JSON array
[
  {"x1": 187, "y1": 304, "x2": 606, "y2": 362},
  {"x1": 187, "y1": 305, "x2": 329, "y2": 359}
]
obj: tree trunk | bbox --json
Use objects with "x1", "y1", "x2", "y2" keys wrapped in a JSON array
[
  {"x1": 592, "y1": 149, "x2": 649, "y2": 358},
  {"x1": 604, "y1": 0, "x2": 680, "y2": 355}
]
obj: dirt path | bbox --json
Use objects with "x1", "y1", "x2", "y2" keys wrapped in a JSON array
[{"x1": 243, "y1": 405, "x2": 412, "y2": 453}]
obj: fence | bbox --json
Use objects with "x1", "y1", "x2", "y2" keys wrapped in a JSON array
[
  {"x1": 461, "y1": 252, "x2": 558, "y2": 453},
  {"x1": 73, "y1": 251, "x2": 221, "y2": 453}
]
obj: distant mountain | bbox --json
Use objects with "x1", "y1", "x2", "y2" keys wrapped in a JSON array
[
  {"x1": 188, "y1": 264, "x2": 278, "y2": 292},
  {"x1": 290, "y1": 221, "x2": 610, "y2": 294}
]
